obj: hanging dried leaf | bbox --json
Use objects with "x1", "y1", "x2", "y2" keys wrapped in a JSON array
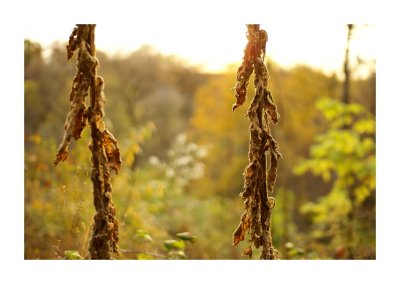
[
  {"x1": 232, "y1": 24, "x2": 281, "y2": 260},
  {"x1": 233, "y1": 212, "x2": 250, "y2": 246},
  {"x1": 232, "y1": 33, "x2": 254, "y2": 113},
  {"x1": 54, "y1": 24, "x2": 121, "y2": 259},
  {"x1": 102, "y1": 130, "x2": 122, "y2": 174},
  {"x1": 54, "y1": 30, "x2": 95, "y2": 166},
  {"x1": 243, "y1": 246, "x2": 253, "y2": 258},
  {"x1": 66, "y1": 26, "x2": 79, "y2": 60},
  {"x1": 264, "y1": 90, "x2": 279, "y2": 124}
]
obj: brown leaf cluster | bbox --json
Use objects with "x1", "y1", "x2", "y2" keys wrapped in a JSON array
[
  {"x1": 54, "y1": 25, "x2": 97, "y2": 166},
  {"x1": 232, "y1": 24, "x2": 281, "y2": 260},
  {"x1": 54, "y1": 25, "x2": 121, "y2": 259}
]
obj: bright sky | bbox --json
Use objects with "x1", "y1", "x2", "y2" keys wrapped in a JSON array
[{"x1": 24, "y1": 22, "x2": 376, "y2": 78}]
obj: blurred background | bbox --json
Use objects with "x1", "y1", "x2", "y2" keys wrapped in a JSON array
[{"x1": 24, "y1": 24, "x2": 375, "y2": 259}]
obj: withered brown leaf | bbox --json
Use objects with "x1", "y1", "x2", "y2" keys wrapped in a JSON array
[
  {"x1": 102, "y1": 130, "x2": 122, "y2": 174},
  {"x1": 243, "y1": 246, "x2": 253, "y2": 258},
  {"x1": 232, "y1": 24, "x2": 281, "y2": 260},
  {"x1": 55, "y1": 25, "x2": 120, "y2": 259}
]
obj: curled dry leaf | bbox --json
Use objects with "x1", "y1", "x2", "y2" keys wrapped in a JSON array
[
  {"x1": 232, "y1": 43, "x2": 253, "y2": 112},
  {"x1": 67, "y1": 26, "x2": 79, "y2": 60},
  {"x1": 54, "y1": 31, "x2": 95, "y2": 166},
  {"x1": 232, "y1": 24, "x2": 281, "y2": 260},
  {"x1": 102, "y1": 130, "x2": 122, "y2": 174}
]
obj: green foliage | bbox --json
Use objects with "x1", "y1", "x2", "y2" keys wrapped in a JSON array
[
  {"x1": 163, "y1": 232, "x2": 198, "y2": 259},
  {"x1": 294, "y1": 98, "x2": 375, "y2": 258},
  {"x1": 137, "y1": 253, "x2": 154, "y2": 260},
  {"x1": 119, "y1": 122, "x2": 156, "y2": 169},
  {"x1": 167, "y1": 250, "x2": 187, "y2": 260},
  {"x1": 164, "y1": 240, "x2": 185, "y2": 250},
  {"x1": 127, "y1": 230, "x2": 195, "y2": 259},
  {"x1": 25, "y1": 127, "x2": 206, "y2": 259},
  {"x1": 64, "y1": 250, "x2": 83, "y2": 260},
  {"x1": 177, "y1": 232, "x2": 197, "y2": 243},
  {"x1": 295, "y1": 98, "x2": 375, "y2": 205},
  {"x1": 25, "y1": 130, "x2": 93, "y2": 259},
  {"x1": 135, "y1": 229, "x2": 154, "y2": 243}
]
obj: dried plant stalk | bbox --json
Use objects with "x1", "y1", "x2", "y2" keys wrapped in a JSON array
[
  {"x1": 54, "y1": 24, "x2": 121, "y2": 259},
  {"x1": 232, "y1": 24, "x2": 281, "y2": 260}
]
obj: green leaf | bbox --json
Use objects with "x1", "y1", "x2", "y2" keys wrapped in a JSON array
[
  {"x1": 164, "y1": 239, "x2": 185, "y2": 250},
  {"x1": 354, "y1": 119, "x2": 375, "y2": 134},
  {"x1": 64, "y1": 250, "x2": 83, "y2": 260},
  {"x1": 176, "y1": 232, "x2": 197, "y2": 243},
  {"x1": 136, "y1": 229, "x2": 153, "y2": 242},
  {"x1": 355, "y1": 185, "x2": 373, "y2": 205},
  {"x1": 168, "y1": 250, "x2": 187, "y2": 259},
  {"x1": 347, "y1": 103, "x2": 363, "y2": 115},
  {"x1": 288, "y1": 247, "x2": 305, "y2": 258},
  {"x1": 137, "y1": 253, "x2": 154, "y2": 260}
]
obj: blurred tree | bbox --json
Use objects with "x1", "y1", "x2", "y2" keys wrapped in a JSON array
[
  {"x1": 25, "y1": 80, "x2": 46, "y2": 135},
  {"x1": 190, "y1": 64, "x2": 340, "y2": 201},
  {"x1": 24, "y1": 41, "x2": 74, "y2": 138},
  {"x1": 25, "y1": 40, "x2": 45, "y2": 136},
  {"x1": 24, "y1": 41, "x2": 210, "y2": 155},
  {"x1": 342, "y1": 24, "x2": 353, "y2": 104},
  {"x1": 191, "y1": 70, "x2": 249, "y2": 197},
  {"x1": 294, "y1": 98, "x2": 375, "y2": 259},
  {"x1": 24, "y1": 39, "x2": 43, "y2": 76},
  {"x1": 269, "y1": 64, "x2": 344, "y2": 235}
]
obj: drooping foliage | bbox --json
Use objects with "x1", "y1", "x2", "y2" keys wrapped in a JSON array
[
  {"x1": 232, "y1": 24, "x2": 281, "y2": 260},
  {"x1": 54, "y1": 24, "x2": 121, "y2": 259}
]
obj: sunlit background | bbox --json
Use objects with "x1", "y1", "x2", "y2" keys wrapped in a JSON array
[
  {"x1": 24, "y1": 22, "x2": 376, "y2": 260},
  {"x1": 25, "y1": 23, "x2": 375, "y2": 77}
]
